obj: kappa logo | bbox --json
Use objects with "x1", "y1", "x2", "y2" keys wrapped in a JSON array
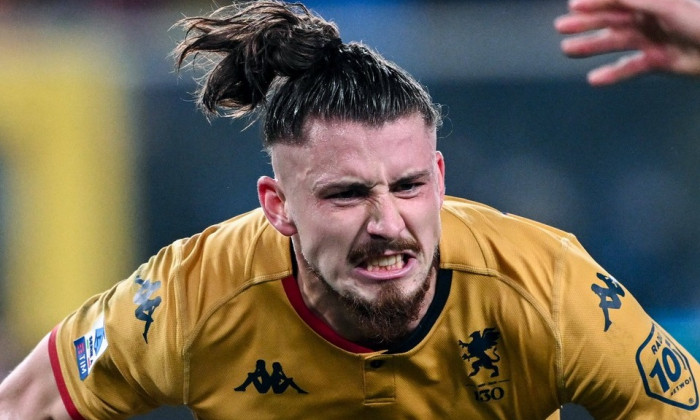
[
  {"x1": 459, "y1": 327, "x2": 502, "y2": 378},
  {"x1": 591, "y1": 272, "x2": 625, "y2": 332},
  {"x1": 133, "y1": 275, "x2": 162, "y2": 343},
  {"x1": 235, "y1": 360, "x2": 308, "y2": 394},
  {"x1": 636, "y1": 323, "x2": 698, "y2": 411}
]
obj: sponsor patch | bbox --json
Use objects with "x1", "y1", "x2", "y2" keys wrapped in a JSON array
[
  {"x1": 73, "y1": 314, "x2": 108, "y2": 381},
  {"x1": 636, "y1": 323, "x2": 698, "y2": 410}
]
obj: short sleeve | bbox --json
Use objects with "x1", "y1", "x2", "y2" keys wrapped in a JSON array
[
  {"x1": 50, "y1": 242, "x2": 185, "y2": 419},
  {"x1": 557, "y1": 237, "x2": 700, "y2": 419}
]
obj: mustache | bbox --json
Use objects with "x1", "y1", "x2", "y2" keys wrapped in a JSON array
[{"x1": 347, "y1": 238, "x2": 421, "y2": 266}]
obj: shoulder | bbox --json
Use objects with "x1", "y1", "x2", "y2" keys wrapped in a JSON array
[
  {"x1": 136, "y1": 208, "x2": 291, "y2": 326},
  {"x1": 440, "y1": 196, "x2": 578, "y2": 272},
  {"x1": 177, "y1": 208, "x2": 290, "y2": 275},
  {"x1": 439, "y1": 196, "x2": 586, "y2": 313}
]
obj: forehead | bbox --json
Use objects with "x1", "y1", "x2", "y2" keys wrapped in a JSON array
[
  {"x1": 271, "y1": 114, "x2": 437, "y2": 180},
  {"x1": 304, "y1": 114, "x2": 435, "y2": 147}
]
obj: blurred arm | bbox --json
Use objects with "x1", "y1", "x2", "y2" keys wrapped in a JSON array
[
  {"x1": 0, "y1": 334, "x2": 72, "y2": 420},
  {"x1": 554, "y1": 0, "x2": 700, "y2": 85}
]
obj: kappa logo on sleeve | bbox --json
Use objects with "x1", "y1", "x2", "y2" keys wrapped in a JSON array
[
  {"x1": 636, "y1": 323, "x2": 698, "y2": 410},
  {"x1": 591, "y1": 272, "x2": 625, "y2": 332},
  {"x1": 73, "y1": 314, "x2": 108, "y2": 381},
  {"x1": 133, "y1": 275, "x2": 162, "y2": 343}
]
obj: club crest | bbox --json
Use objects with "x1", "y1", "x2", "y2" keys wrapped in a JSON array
[{"x1": 459, "y1": 327, "x2": 502, "y2": 378}]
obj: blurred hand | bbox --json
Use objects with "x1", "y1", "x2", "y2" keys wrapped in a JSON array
[{"x1": 554, "y1": 0, "x2": 700, "y2": 85}]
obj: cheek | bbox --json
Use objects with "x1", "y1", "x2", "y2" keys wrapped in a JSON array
[
  {"x1": 296, "y1": 209, "x2": 360, "y2": 258},
  {"x1": 408, "y1": 201, "x2": 442, "y2": 243}
]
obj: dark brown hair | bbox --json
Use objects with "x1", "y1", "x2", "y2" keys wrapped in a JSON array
[{"x1": 175, "y1": 1, "x2": 441, "y2": 147}]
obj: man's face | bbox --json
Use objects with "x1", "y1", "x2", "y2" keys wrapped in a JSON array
[{"x1": 261, "y1": 113, "x2": 445, "y2": 342}]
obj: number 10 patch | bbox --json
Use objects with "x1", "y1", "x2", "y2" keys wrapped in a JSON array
[{"x1": 636, "y1": 323, "x2": 698, "y2": 410}]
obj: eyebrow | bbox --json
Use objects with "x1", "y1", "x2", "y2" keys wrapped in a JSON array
[
  {"x1": 390, "y1": 170, "x2": 431, "y2": 187},
  {"x1": 313, "y1": 169, "x2": 432, "y2": 195},
  {"x1": 312, "y1": 180, "x2": 374, "y2": 196}
]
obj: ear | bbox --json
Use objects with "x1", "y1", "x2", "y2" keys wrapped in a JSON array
[
  {"x1": 257, "y1": 176, "x2": 298, "y2": 236},
  {"x1": 435, "y1": 151, "x2": 446, "y2": 202}
]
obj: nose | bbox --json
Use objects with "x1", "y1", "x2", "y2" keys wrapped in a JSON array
[{"x1": 366, "y1": 194, "x2": 406, "y2": 239}]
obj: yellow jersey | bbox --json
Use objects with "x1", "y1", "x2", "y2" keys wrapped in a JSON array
[{"x1": 49, "y1": 196, "x2": 699, "y2": 419}]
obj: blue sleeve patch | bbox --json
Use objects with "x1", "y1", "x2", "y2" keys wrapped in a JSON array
[
  {"x1": 636, "y1": 323, "x2": 698, "y2": 410},
  {"x1": 73, "y1": 314, "x2": 109, "y2": 381}
]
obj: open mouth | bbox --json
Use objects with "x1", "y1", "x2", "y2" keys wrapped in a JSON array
[
  {"x1": 364, "y1": 254, "x2": 409, "y2": 272},
  {"x1": 349, "y1": 239, "x2": 420, "y2": 276}
]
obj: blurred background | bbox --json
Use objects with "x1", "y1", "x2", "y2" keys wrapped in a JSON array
[{"x1": 0, "y1": 0, "x2": 698, "y2": 419}]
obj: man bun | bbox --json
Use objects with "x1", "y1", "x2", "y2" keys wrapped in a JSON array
[{"x1": 175, "y1": 1, "x2": 341, "y2": 118}]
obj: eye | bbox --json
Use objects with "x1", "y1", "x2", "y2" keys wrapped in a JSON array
[
  {"x1": 396, "y1": 182, "x2": 420, "y2": 191},
  {"x1": 392, "y1": 181, "x2": 424, "y2": 196},
  {"x1": 328, "y1": 190, "x2": 360, "y2": 199},
  {"x1": 324, "y1": 186, "x2": 369, "y2": 202}
]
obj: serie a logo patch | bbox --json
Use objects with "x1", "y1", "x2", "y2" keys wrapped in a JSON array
[
  {"x1": 636, "y1": 323, "x2": 698, "y2": 410},
  {"x1": 73, "y1": 314, "x2": 109, "y2": 381}
]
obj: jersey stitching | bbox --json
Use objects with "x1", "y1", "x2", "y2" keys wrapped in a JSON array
[
  {"x1": 444, "y1": 262, "x2": 559, "y2": 340},
  {"x1": 552, "y1": 235, "x2": 573, "y2": 405},
  {"x1": 441, "y1": 204, "x2": 491, "y2": 269},
  {"x1": 174, "y1": 240, "x2": 190, "y2": 406},
  {"x1": 104, "y1": 243, "x2": 190, "y2": 408},
  {"x1": 184, "y1": 271, "x2": 292, "y2": 352},
  {"x1": 99, "y1": 287, "x2": 165, "y2": 409},
  {"x1": 441, "y1": 205, "x2": 557, "y2": 332},
  {"x1": 442, "y1": 204, "x2": 563, "y2": 411},
  {"x1": 182, "y1": 223, "x2": 292, "y2": 356},
  {"x1": 64, "y1": 280, "x2": 165, "y2": 411}
]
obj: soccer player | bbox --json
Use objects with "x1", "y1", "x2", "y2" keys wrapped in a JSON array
[{"x1": 1, "y1": 1, "x2": 699, "y2": 419}]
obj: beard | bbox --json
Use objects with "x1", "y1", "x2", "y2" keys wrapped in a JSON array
[{"x1": 307, "y1": 240, "x2": 439, "y2": 347}]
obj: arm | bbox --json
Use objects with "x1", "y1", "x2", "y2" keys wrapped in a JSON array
[
  {"x1": 554, "y1": 0, "x2": 700, "y2": 85},
  {"x1": 558, "y1": 237, "x2": 700, "y2": 418},
  {"x1": 0, "y1": 334, "x2": 71, "y2": 420},
  {"x1": 3, "y1": 236, "x2": 196, "y2": 419}
]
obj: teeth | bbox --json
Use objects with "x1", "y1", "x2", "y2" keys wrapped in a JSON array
[{"x1": 366, "y1": 255, "x2": 405, "y2": 272}]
